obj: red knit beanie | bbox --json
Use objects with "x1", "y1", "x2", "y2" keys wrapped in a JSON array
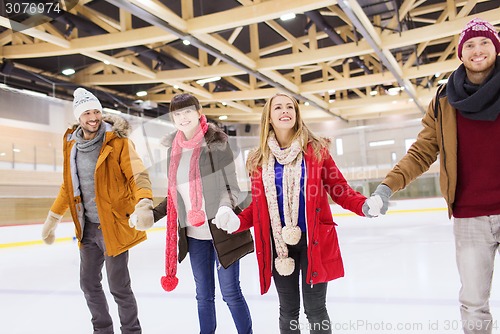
[{"x1": 457, "y1": 18, "x2": 500, "y2": 59}]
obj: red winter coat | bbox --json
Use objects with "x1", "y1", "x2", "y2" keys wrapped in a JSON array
[{"x1": 237, "y1": 144, "x2": 366, "y2": 295}]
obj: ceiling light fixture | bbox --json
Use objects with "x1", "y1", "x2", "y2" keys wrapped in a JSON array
[
  {"x1": 196, "y1": 76, "x2": 221, "y2": 85},
  {"x1": 219, "y1": 115, "x2": 228, "y2": 120},
  {"x1": 62, "y1": 68, "x2": 75, "y2": 76},
  {"x1": 387, "y1": 87, "x2": 402, "y2": 96},
  {"x1": 280, "y1": 13, "x2": 296, "y2": 21},
  {"x1": 136, "y1": 91, "x2": 147, "y2": 97}
]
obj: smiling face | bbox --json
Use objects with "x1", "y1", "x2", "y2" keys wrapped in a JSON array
[
  {"x1": 78, "y1": 109, "x2": 102, "y2": 140},
  {"x1": 269, "y1": 95, "x2": 297, "y2": 134},
  {"x1": 461, "y1": 36, "x2": 498, "y2": 84},
  {"x1": 171, "y1": 105, "x2": 201, "y2": 139}
]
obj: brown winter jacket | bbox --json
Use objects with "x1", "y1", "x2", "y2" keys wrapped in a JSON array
[
  {"x1": 50, "y1": 115, "x2": 152, "y2": 256},
  {"x1": 383, "y1": 89, "x2": 457, "y2": 218},
  {"x1": 153, "y1": 124, "x2": 254, "y2": 268}
]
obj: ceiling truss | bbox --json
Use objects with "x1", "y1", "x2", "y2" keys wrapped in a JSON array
[{"x1": 0, "y1": 0, "x2": 498, "y2": 123}]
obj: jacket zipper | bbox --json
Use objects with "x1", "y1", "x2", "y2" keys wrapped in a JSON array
[{"x1": 438, "y1": 98, "x2": 451, "y2": 211}]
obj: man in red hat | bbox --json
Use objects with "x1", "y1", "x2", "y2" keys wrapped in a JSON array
[{"x1": 368, "y1": 18, "x2": 500, "y2": 334}]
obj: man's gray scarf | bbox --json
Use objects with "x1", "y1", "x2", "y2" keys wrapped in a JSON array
[{"x1": 446, "y1": 56, "x2": 500, "y2": 121}]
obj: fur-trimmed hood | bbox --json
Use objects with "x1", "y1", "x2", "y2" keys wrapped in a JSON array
[
  {"x1": 161, "y1": 123, "x2": 228, "y2": 150},
  {"x1": 70, "y1": 114, "x2": 131, "y2": 138}
]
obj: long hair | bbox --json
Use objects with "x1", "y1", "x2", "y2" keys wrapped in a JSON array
[{"x1": 246, "y1": 93, "x2": 329, "y2": 173}]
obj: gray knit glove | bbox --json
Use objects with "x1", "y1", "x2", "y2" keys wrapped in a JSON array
[{"x1": 372, "y1": 184, "x2": 392, "y2": 215}]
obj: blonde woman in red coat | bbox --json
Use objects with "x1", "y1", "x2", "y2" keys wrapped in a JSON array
[{"x1": 214, "y1": 93, "x2": 381, "y2": 333}]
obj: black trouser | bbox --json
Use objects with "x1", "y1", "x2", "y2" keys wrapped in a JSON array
[{"x1": 272, "y1": 233, "x2": 331, "y2": 334}]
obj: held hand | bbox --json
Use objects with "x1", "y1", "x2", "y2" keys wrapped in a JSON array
[
  {"x1": 129, "y1": 198, "x2": 154, "y2": 231},
  {"x1": 362, "y1": 195, "x2": 383, "y2": 218},
  {"x1": 41, "y1": 211, "x2": 63, "y2": 245},
  {"x1": 213, "y1": 206, "x2": 241, "y2": 234},
  {"x1": 372, "y1": 184, "x2": 392, "y2": 214}
]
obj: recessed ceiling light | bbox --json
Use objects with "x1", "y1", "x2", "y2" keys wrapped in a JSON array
[
  {"x1": 62, "y1": 68, "x2": 75, "y2": 76},
  {"x1": 219, "y1": 115, "x2": 228, "y2": 120},
  {"x1": 136, "y1": 91, "x2": 147, "y2": 97}
]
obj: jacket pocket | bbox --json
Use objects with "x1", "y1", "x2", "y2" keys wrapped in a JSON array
[
  {"x1": 317, "y1": 222, "x2": 340, "y2": 264},
  {"x1": 111, "y1": 207, "x2": 134, "y2": 248}
]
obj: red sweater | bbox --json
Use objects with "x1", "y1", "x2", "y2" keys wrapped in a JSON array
[{"x1": 453, "y1": 112, "x2": 500, "y2": 218}]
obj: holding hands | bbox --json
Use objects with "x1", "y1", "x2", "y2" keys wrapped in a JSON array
[
  {"x1": 213, "y1": 206, "x2": 240, "y2": 234},
  {"x1": 362, "y1": 184, "x2": 392, "y2": 217},
  {"x1": 129, "y1": 198, "x2": 155, "y2": 231}
]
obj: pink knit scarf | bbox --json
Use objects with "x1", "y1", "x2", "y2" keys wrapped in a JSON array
[{"x1": 161, "y1": 114, "x2": 208, "y2": 292}]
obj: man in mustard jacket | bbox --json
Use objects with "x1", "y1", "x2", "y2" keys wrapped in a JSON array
[
  {"x1": 368, "y1": 19, "x2": 500, "y2": 334},
  {"x1": 41, "y1": 87, "x2": 154, "y2": 334}
]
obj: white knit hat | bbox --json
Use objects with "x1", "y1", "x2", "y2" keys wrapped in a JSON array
[{"x1": 73, "y1": 88, "x2": 102, "y2": 120}]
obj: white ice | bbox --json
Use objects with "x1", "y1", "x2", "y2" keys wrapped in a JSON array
[{"x1": 1, "y1": 198, "x2": 500, "y2": 334}]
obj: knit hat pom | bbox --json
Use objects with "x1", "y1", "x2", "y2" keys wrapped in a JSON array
[
  {"x1": 275, "y1": 257, "x2": 295, "y2": 276},
  {"x1": 161, "y1": 275, "x2": 179, "y2": 292},
  {"x1": 282, "y1": 225, "x2": 302, "y2": 245},
  {"x1": 187, "y1": 209, "x2": 205, "y2": 227}
]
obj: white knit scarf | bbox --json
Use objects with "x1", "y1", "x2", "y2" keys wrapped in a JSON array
[{"x1": 262, "y1": 132, "x2": 303, "y2": 276}]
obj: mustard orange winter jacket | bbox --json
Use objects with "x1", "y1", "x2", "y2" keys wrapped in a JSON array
[{"x1": 50, "y1": 115, "x2": 152, "y2": 256}]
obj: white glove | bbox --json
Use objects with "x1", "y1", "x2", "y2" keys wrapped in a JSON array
[
  {"x1": 129, "y1": 198, "x2": 154, "y2": 231},
  {"x1": 41, "y1": 211, "x2": 63, "y2": 245},
  {"x1": 213, "y1": 206, "x2": 241, "y2": 234},
  {"x1": 362, "y1": 195, "x2": 383, "y2": 218}
]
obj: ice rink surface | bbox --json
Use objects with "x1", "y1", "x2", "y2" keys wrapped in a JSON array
[{"x1": 2, "y1": 198, "x2": 500, "y2": 334}]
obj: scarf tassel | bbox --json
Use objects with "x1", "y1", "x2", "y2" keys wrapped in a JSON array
[
  {"x1": 275, "y1": 257, "x2": 295, "y2": 276},
  {"x1": 282, "y1": 225, "x2": 302, "y2": 245},
  {"x1": 161, "y1": 275, "x2": 179, "y2": 292}
]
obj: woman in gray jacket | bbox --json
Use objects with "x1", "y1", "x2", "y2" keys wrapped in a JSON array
[{"x1": 152, "y1": 93, "x2": 254, "y2": 334}]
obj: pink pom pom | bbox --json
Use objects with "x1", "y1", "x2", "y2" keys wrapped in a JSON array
[
  {"x1": 161, "y1": 275, "x2": 179, "y2": 292},
  {"x1": 187, "y1": 210, "x2": 205, "y2": 227}
]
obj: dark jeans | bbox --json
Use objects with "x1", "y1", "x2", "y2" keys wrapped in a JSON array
[
  {"x1": 80, "y1": 223, "x2": 141, "y2": 334},
  {"x1": 188, "y1": 237, "x2": 253, "y2": 334},
  {"x1": 273, "y1": 233, "x2": 331, "y2": 334}
]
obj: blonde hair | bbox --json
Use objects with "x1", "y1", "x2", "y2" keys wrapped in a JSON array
[{"x1": 246, "y1": 93, "x2": 329, "y2": 173}]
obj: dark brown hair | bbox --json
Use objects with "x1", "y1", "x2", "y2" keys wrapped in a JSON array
[{"x1": 169, "y1": 93, "x2": 200, "y2": 112}]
